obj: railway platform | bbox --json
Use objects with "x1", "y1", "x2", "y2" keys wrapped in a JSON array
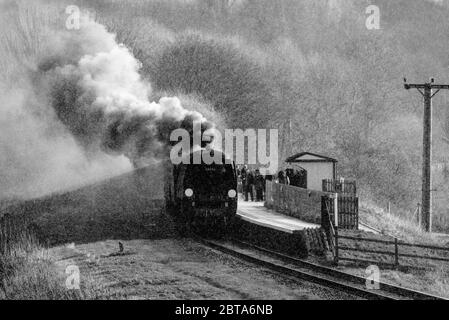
[
  {"x1": 233, "y1": 197, "x2": 326, "y2": 258},
  {"x1": 237, "y1": 199, "x2": 320, "y2": 234},
  {"x1": 234, "y1": 197, "x2": 378, "y2": 258},
  {"x1": 238, "y1": 197, "x2": 375, "y2": 234}
]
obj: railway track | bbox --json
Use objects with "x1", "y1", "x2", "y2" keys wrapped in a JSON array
[{"x1": 194, "y1": 236, "x2": 445, "y2": 300}]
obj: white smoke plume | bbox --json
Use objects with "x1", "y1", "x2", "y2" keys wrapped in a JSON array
[
  {"x1": 0, "y1": 18, "x2": 212, "y2": 200},
  {"x1": 39, "y1": 20, "x2": 212, "y2": 165}
]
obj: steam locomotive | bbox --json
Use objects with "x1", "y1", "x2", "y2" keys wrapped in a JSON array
[{"x1": 164, "y1": 148, "x2": 238, "y2": 236}]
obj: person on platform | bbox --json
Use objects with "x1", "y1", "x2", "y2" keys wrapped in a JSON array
[
  {"x1": 240, "y1": 165, "x2": 248, "y2": 196},
  {"x1": 245, "y1": 169, "x2": 255, "y2": 201},
  {"x1": 254, "y1": 169, "x2": 265, "y2": 201},
  {"x1": 277, "y1": 170, "x2": 290, "y2": 185},
  {"x1": 286, "y1": 168, "x2": 294, "y2": 186}
]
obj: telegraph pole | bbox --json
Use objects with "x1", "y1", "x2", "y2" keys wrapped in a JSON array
[{"x1": 404, "y1": 78, "x2": 449, "y2": 232}]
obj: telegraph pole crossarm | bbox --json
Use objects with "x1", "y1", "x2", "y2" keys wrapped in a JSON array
[
  {"x1": 403, "y1": 77, "x2": 449, "y2": 232},
  {"x1": 404, "y1": 79, "x2": 449, "y2": 91}
]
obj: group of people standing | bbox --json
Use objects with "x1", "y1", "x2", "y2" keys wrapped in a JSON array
[
  {"x1": 237, "y1": 166, "x2": 267, "y2": 202},
  {"x1": 236, "y1": 166, "x2": 306, "y2": 202}
]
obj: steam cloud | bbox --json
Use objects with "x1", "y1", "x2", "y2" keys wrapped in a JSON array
[
  {"x1": 0, "y1": 18, "x2": 212, "y2": 199},
  {"x1": 39, "y1": 20, "x2": 212, "y2": 167}
]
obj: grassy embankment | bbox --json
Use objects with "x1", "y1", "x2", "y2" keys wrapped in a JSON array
[
  {"x1": 0, "y1": 163, "x2": 169, "y2": 299},
  {"x1": 0, "y1": 1, "x2": 76, "y2": 299},
  {"x1": 0, "y1": 232, "x2": 88, "y2": 299},
  {"x1": 330, "y1": 201, "x2": 449, "y2": 298}
]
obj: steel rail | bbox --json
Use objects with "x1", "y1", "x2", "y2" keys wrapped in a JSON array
[
  {"x1": 193, "y1": 235, "x2": 399, "y2": 300},
  {"x1": 230, "y1": 238, "x2": 446, "y2": 300}
]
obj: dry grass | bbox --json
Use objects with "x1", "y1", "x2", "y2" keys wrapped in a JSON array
[
  {"x1": 338, "y1": 250, "x2": 449, "y2": 299},
  {"x1": 0, "y1": 165, "x2": 170, "y2": 300},
  {"x1": 0, "y1": 232, "x2": 85, "y2": 299},
  {"x1": 360, "y1": 200, "x2": 449, "y2": 245},
  {"x1": 331, "y1": 201, "x2": 449, "y2": 298},
  {"x1": 47, "y1": 238, "x2": 351, "y2": 300}
]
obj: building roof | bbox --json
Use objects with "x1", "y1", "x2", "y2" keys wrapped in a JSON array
[{"x1": 285, "y1": 152, "x2": 337, "y2": 163}]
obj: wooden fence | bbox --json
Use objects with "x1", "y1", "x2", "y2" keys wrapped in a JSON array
[
  {"x1": 322, "y1": 179, "x2": 356, "y2": 195},
  {"x1": 336, "y1": 234, "x2": 449, "y2": 268},
  {"x1": 321, "y1": 194, "x2": 359, "y2": 230},
  {"x1": 321, "y1": 207, "x2": 449, "y2": 267}
]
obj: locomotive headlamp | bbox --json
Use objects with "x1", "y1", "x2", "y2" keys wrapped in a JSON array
[
  {"x1": 228, "y1": 189, "x2": 237, "y2": 198},
  {"x1": 185, "y1": 188, "x2": 193, "y2": 197}
]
